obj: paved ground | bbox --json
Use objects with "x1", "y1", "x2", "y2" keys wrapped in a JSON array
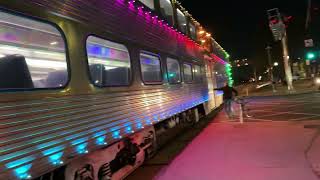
[
  {"x1": 127, "y1": 93, "x2": 320, "y2": 180},
  {"x1": 237, "y1": 79, "x2": 319, "y2": 97},
  {"x1": 245, "y1": 93, "x2": 320, "y2": 122}
]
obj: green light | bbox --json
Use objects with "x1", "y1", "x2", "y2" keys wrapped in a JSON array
[
  {"x1": 168, "y1": 73, "x2": 175, "y2": 78},
  {"x1": 307, "y1": 52, "x2": 315, "y2": 60},
  {"x1": 225, "y1": 64, "x2": 234, "y2": 86}
]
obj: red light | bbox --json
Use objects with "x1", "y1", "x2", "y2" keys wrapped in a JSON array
[{"x1": 270, "y1": 17, "x2": 279, "y2": 25}]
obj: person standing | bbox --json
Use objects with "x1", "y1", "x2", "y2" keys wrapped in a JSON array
[{"x1": 214, "y1": 82, "x2": 238, "y2": 118}]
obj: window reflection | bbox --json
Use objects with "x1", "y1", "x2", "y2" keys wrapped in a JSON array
[
  {"x1": 166, "y1": 58, "x2": 181, "y2": 84},
  {"x1": 183, "y1": 63, "x2": 193, "y2": 83},
  {"x1": 140, "y1": 52, "x2": 162, "y2": 83},
  {"x1": 193, "y1": 65, "x2": 202, "y2": 82},
  {"x1": 0, "y1": 11, "x2": 68, "y2": 90},
  {"x1": 159, "y1": 0, "x2": 174, "y2": 25},
  {"x1": 138, "y1": 0, "x2": 155, "y2": 9},
  {"x1": 86, "y1": 36, "x2": 131, "y2": 86},
  {"x1": 189, "y1": 22, "x2": 197, "y2": 40},
  {"x1": 177, "y1": 9, "x2": 187, "y2": 34}
]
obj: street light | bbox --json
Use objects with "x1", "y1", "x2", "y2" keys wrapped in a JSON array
[{"x1": 274, "y1": 62, "x2": 279, "y2": 66}]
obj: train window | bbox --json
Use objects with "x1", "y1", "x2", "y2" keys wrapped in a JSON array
[
  {"x1": 0, "y1": 11, "x2": 68, "y2": 90},
  {"x1": 176, "y1": 9, "x2": 187, "y2": 34},
  {"x1": 140, "y1": 52, "x2": 162, "y2": 84},
  {"x1": 159, "y1": 0, "x2": 174, "y2": 26},
  {"x1": 189, "y1": 22, "x2": 197, "y2": 40},
  {"x1": 183, "y1": 63, "x2": 193, "y2": 83},
  {"x1": 193, "y1": 65, "x2": 202, "y2": 82},
  {"x1": 201, "y1": 66, "x2": 206, "y2": 80},
  {"x1": 86, "y1": 36, "x2": 131, "y2": 87},
  {"x1": 166, "y1": 58, "x2": 181, "y2": 84},
  {"x1": 138, "y1": 0, "x2": 155, "y2": 10}
]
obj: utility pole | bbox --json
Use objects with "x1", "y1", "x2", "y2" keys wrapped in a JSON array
[
  {"x1": 281, "y1": 31, "x2": 294, "y2": 90},
  {"x1": 267, "y1": 8, "x2": 294, "y2": 91},
  {"x1": 305, "y1": 0, "x2": 312, "y2": 31},
  {"x1": 266, "y1": 46, "x2": 276, "y2": 92},
  {"x1": 253, "y1": 67, "x2": 257, "y2": 83}
]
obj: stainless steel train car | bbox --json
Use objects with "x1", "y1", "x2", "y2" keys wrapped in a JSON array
[{"x1": 0, "y1": 0, "x2": 229, "y2": 179}]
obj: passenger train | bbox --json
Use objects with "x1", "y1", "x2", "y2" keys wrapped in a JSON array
[{"x1": 0, "y1": 0, "x2": 230, "y2": 179}]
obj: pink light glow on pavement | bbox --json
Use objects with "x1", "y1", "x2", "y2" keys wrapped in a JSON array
[{"x1": 154, "y1": 112, "x2": 320, "y2": 180}]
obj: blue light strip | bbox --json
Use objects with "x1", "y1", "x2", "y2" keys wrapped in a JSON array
[
  {"x1": 14, "y1": 164, "x2": 32, "y2": 179},
  {"x1": 4, "y1": 94, "x2": 210, "y2": 179}
]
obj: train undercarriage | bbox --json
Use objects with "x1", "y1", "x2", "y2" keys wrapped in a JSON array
[{"x1": 33, "y1": 106, "x2": 205, "y2": 180}]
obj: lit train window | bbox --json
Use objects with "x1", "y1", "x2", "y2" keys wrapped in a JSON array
[
  {"x1": 140, "y1": 52, "x2": 162, "y2": 84},
  {"x1": 0, "y1": 11, "x2": 68, "y2": 90},
  {"x1": 189, "y1": 22, "x2": 197, "y2": 40},
  {"x1": 86, "y1": 36, "x2": 131, "y2": 87},
  {"x1": 166, "y1": 58, "x2": 181, "y2": 84},
  {"x1": 183, "y1": 63, "x2": 193, "y2": 83},
  {"x1": 176, "y1": 9, "x2": 187, "y2": 34},
  {"x1": 159, "y1": 0, "x2": 174, "y2": 26},
  {"x1": 138, "y1": 0, "x2": 155, "y2": 10},
  {"x1": 201, "y1": 66, "x2": 206, "y2": 80},
  {"x1": 193, "y1": 65, "x2": 202, "y2": 82}
]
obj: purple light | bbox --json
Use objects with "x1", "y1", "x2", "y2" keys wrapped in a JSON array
[
  {"x1": 116, "y1": 0, "x2": 125, "y2": 3},
  {"x1": 115, "y1": 0, "x2": 210, "y2": 63}
]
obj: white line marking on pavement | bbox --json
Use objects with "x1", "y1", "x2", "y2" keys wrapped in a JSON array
[
  {"x1": 292, "y1": 116, "x2": 320, "y2": 121},
  {"x1": 250, "y1": 109, "x2": 320, "y2": 117},
  {"x1": 256, "y1": 112, "x2": 289, "y2": 118}
]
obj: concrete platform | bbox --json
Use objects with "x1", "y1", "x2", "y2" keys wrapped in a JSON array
[
  {"x1": 155, "y1": 120, "x2": 320, "y2": 180},
  {"x1": 127, "y1": 94, "x2": 320, "y2": 180}
]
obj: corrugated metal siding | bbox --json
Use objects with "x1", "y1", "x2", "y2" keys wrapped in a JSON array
[
  {"x1": 23, "y1": 0, "x2": 202, "y2": 60},
  {"x1": 0, "y1": 85, "x2": 210, "y2": 179},
  {"x1": 0, "y1": 0, "x2": 213, "y2": 179}
]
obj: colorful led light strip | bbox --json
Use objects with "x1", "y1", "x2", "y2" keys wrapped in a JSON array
[{"x1": 3, "y1": 1, "x2": 224, "y2": 178}]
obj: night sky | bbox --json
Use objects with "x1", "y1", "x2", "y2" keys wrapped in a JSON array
[{"x1": 179, "y1": 0, "x2": 311, "y2": 73}]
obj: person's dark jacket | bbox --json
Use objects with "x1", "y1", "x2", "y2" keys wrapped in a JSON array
[{"x1": 214, "y1": 86, "x2": 238, "y2": 100}]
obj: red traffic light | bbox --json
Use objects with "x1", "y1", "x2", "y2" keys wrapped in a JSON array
[{"x1": 269, "y1": 18, "x2": 279, "y2": 25}]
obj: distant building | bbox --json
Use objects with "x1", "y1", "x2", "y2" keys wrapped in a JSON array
[{"x1": 231, "y1": 58, "x2": 255, "y2": 85}]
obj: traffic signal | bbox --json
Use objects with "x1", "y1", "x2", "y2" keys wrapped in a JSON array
[
  {"x1": 307, "y1": 52, "x2": 316, "y2": 60},
  {"x1": 267, "y1": 8, "x2": 285, "y2": 41},
  {"x1": 306, "y1": 47, "x2": 318, "y2": 60}
]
